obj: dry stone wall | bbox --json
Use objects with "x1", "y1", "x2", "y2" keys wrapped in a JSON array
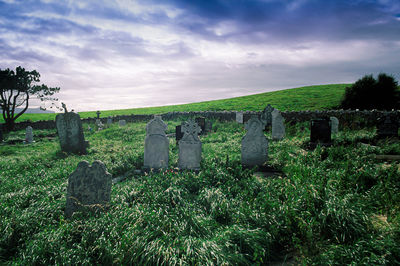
[{"x1": 11, "y1": 110, "x2": 400, "y2": 131}]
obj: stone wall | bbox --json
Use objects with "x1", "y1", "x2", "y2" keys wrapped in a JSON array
[{"x1": 11, "y1": 110, "x2": 400, "y2": 131}]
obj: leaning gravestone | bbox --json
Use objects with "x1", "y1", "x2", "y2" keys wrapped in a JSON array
[
  {"x1": 260, "y1": 104, "x2": 274, "y2": 127},
  {"x1": 65, "y1": 160, "x2": 112, "y2": 218},
  {"x1": 241, "y1": 116, "x2": 269, "y2": 166},
  {"x1": 144, "y1": 116, "x2": 169, "y2": 170},
  {"x1": 56, "y1": 112, "x2": 87, "y2": 154},
  {"x1": 118, "y1": 120, "x2": 126, "y2": 127},
  {"x1": 236, "y1": 112, "x2": 244, "y2": 124},
  {"x1": 271, "y1": 109, "x2": 285, "y2": 140},
  {"x1": 330, "y1": 116, "x2": 339, "y2": 134},
  {"x1": 310, "y1": 118, "x2": 332, "y2": 147},
  {"x1": 178, "y1": 120, "x2": 202, "y2": 170},
  {"x1": 24, "y1": 126, "x2": 33, "y2": 144}
]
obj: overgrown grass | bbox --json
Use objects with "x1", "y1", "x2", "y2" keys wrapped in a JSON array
[
  {"x1": 1, "y1": 120, "x2": 399, "y2": 264},
  {"x1": 1, "y1": 84, "x2": 348, "y2": 123}
]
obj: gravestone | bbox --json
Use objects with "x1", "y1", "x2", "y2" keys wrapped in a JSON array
[
  {"x1": 56, "y1": 112, "x2": 88, "y2": 154},
  {"x1": 377, "y1": 115, "x2": 398, "y2": 138},
  {"x1": 176, "y1": 124, "x2": 184, "y2": 143},
  {"x1": 118, "y1": 120, "x2": 126, "y2": 127},
  {"x1": 0, "y1": 124, "x2": 3, "y2": 142},
  {"x1": 65, "y1": 160, "x2": 112, "y2": 218},
  {"x1": 144, "y1": 116, "x2": 169, "y2": 169},
  {"x1": 330, "y1": 116, "x2": 339, "y2": 134},
  {"x1": 25, "y1": 126, "x2": 33, "y2": 144},
  {"x1": 241, "y1": 116, "x2": 269, "y2": 166},
  {"x1": 260, "y1": 104, "x2": 274, "y2": 127},
  {"x1": 271, "y1": 109, "x2": 285, "y2": 140},
  {"x1": 96, "y1": 111, "x2": 101, "y2": 119},
  {"x1": 178, "y1": 120, "x2": 202, "y2": 170},
  {"x1": 195, "y1": 117, "x2": 206, "y2": 135},
  {"x1": 310, "y1": 118, "x2": 332, "y2": 146},
  {"x1": 205, "y1": 120, "x2": 212, "y2": 133},
  {"x1": 236, "y1": 112, "x2": 244, "y2": 123},
  {"x1": 107, "y1": 117, "x2": 113, "y2": 126}
]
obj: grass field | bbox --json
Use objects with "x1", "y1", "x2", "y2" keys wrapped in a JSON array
[
  {"x1": 1, "y1": 119, "x2": 399, "y2": 264},
  {"x1": 1, "y1": 84, "x2": 349, "y2": 123}
]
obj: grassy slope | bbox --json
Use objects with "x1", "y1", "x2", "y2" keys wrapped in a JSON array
[{"x1": 2, "y1": 84, "x2": 349, "y2": 123}]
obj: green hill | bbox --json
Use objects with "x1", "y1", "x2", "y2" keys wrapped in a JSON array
[{"x1": 2, "y1": 84, "x2": 349, "y2": 123}]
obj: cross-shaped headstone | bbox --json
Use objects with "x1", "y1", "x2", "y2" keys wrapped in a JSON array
[{"x1": 96, "y1": 111, "x2": 101, "y2": 119}]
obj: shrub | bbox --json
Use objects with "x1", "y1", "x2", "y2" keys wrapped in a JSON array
[{"x1": 340, "y1": 73, "x2": 400, "y2": 110}]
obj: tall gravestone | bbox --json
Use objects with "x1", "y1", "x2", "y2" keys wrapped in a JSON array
[
  {"x1": 65, "y1": 160, "x2": 112, "y2": 218},
  {"x1": 260, "y1": 104, "x2": 274, "y2": 128},
  {"x1": 330, "y1": 117, "x2": 339, "y2": 134},
  {"x1": 56, "y1": 112, "x2": 87, "y2": 154},
  {"x1": 178, "y1": 120, "x2": 202, "y2": 170},
  {"x1": 25, "y1": 126, "x2": 33, "y2": 144},
  {"x1": 271, "y1": 109, "x2": 285, "y2": 140},
  {"x1": 176, "y1": 124, "x2": 184, "y2": 143},
  {"x1": 144, "y1": 116, "x2": 169, "y2": 170},
  {"x1": 241, "y1": 116, "x2": 269, "y2": 166},
  {"x1": 195, "y1": 117, "x2": 206, "y2": 135},
  {"x1": 236, "y1": 112, "x2": 244, "y2": 123}
]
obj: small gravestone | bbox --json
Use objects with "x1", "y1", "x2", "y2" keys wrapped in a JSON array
[
  {"x1": 377, "y1": 115, "x2": 398, "y2": 138},
  {"x1": 65, "y1": 160, "x2": 112, "y2": 218},
  {"x1": 241, "y1": 116, "x2": 269, "y2": 166},
  {"x1": 144, "y1": 116, "x2": 169, "y2": 170},
  {"x1": 176, "y1": 124, "x2": 184, "y2": 143},
  {"x1": 236, "y1": 112, "x2": 244, "y2": 123},
  {"x1": 330, "y1": 117, "x2": 339, "y2": 134},
  {"x1": 271, "y1": 109, "x2": 285, "y2": 140},
  {"x1": 260, "y1": 104, "x2": 274, "y2": 128},
  {"x1": 107, "y1": 117, "x2": 113, "y2": 126},
  {"x1": 178, "y1": 120, "x2": 202, "y2": 170},
  {"x1": 118, "y1": 120, "x2": 126, "y2": 127},
  {"x1": 56, "y1": 112, "x2": 88, "y2": 154},
  {"x1": 310, "y1": 118, "x2": 332, "y2": 146},
  {"x1": 24, "y1": 126, "x2": 34, "y2": 144},
  {"x1": 195, "y1": 117, "x2": 206, "y2": 135}
]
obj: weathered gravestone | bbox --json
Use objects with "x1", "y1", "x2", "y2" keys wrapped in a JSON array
[
  {"x1": 236, "y1": 112, "x2": 244, "y2": 124},
  {"x1": 310, "y1": 118, "x2": 332, "y2": 147},
  {"x1": 195, "y1": 117, "x2": 206, "y2": 135},
  {"x1": 96, "y1": 110, "x2": 101, "y2": 119},
  {"x1": 330, "y1": 116, "x2": 339, "y2": 134},
  {"x1": 178, "y1": 120, "x2": 202, "y2": 170},
  {"x1": 260, "y1": 104, "x2": 274, "y2": 128},
  {"x1": 241, "y1": 116, "x2": 269, "y2": 166},
  {"x1": 271, "y1": 109, "x2": 285, "y2": 140},
  {"x1": 377, "y1": 114, "x2": 398, "y2": 138},
  {"x1": 56, "y1": 112, "x2": 88, "y2": 154},
  {"x1": 107, "y1": 117, "x2": 113, "y2": 126},
  {"x1": 144, "y1": 116, "x2": 169, "y2": 170},
  {"x1": 65, "y1": 160, "x2": 112, "y2": 218},
  {"x1": 205, "y1": 120, "x2": 212, "y2": 133},
  {"x1": 95, "y1": 119, "x2": 104, "y2": 131},
  {"x1": 118, "y1": 120, "x2": 126, "y2": 127},
  {"x1": 24, "y1": 126, "x2": 33, "y2": 144}
]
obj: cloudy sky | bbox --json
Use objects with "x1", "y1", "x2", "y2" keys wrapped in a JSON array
[{"x1": 1, "y1": 0, "x2": 399, "y2": 111}]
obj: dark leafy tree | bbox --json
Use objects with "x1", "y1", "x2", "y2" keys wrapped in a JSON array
[
  {"x1": 340, "y1": 73, "x2": 400, "y2": 110},
  {"x1": 0, "y1": 66, "x2": 60, "y2": 131}
]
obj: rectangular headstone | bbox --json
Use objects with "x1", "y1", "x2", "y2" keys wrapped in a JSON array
[
  {"x1": 377, "y1": 115, "x2": 398, "y2": 138},
  {"x1": 144, "y1": 116, "x2": 169, "y2": 169},
  {"x1": 24, "y1": 126, "x2": 33, "y2": 144},
  {"x1": 310, "y1": 118, "x2": 332, "y2": 146},
  {"x1": 241, "y1": 116, "x2": 269, "y2": 166},
  {"x1": 56, "y1": 112, "x2": 88, "y2": 154},
  {"x1": 65, "y1": 160, "x2": 112, "y2": 217},
  {"x1": 236, "y1": 112, "x2": 243, "y2": 123},
  {"x1": 195, "y1": 117, "x2": 205, "y2": 135},
  {"x1": 118, "y1": 120, "x2": 126, "y2": 127},
  {"x1": 107, "y1": 117, "x2": 113, "y2": 126},
  {"x1": 176, "y1": 125, "x2": 184, "y2": 143},
  {"x1": 330, "y1": 116, "x2": 339, "y2": 134}
]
